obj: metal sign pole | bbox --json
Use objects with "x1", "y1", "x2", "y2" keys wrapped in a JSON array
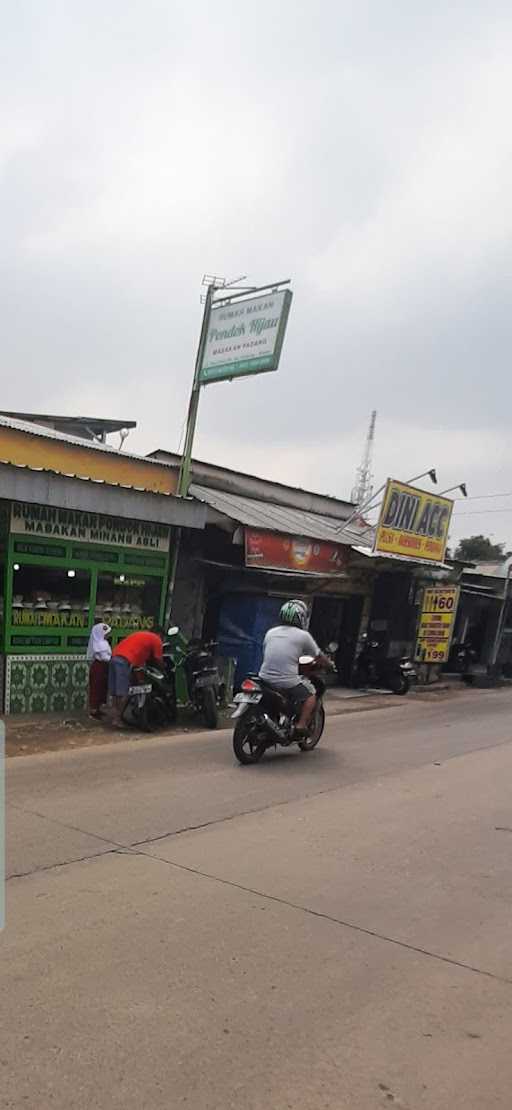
[
  {"x1": 178, "y1": 282, "x2": 214, "y2": 498},
  {"x1": 165, "y1": 284, "x2": 214, "y2": 624},
  {"x1": 165, "y1": 276, "x2": 292, "y2": 625}
]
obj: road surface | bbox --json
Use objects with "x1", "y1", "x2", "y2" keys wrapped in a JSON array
[{"x1": 3, "y1": 688, "x2": 512, "y2": 1108}]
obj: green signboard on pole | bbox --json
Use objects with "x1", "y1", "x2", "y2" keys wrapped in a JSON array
[
  {"x1": 199, "y1": 288, "x2": 292, "y2": 385},
  {"x1": 166, "y1": 278, "x2": 292, "y2": 622}
]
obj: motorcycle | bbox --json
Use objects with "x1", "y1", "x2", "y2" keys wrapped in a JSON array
[
  {"x1": 231, "y1": 655, "x2": 328, "y2": 765},
  {"x1": 123, "y1": 627, "x2": 222, "y2": 732},
  {"x1": 447, "y1": 641, "x2": 477, "y2": 684},
  {"x1": 122, "y1": 630, "x2": 179, "y2": 732},
  {"x1": 167, "y1": 631, "x2": 222, "y2": 729},
  {"x1": 182, "y1": 638, "x2": 221, "y2": 729},
  {"x1": 353, "y1": 636, "x2": 416, "y2": 695}
]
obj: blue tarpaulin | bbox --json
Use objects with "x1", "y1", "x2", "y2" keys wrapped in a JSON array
[{"x1": 217, "y1": 594, "x2": 285, "y2": 686}]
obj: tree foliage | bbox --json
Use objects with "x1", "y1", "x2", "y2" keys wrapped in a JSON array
[{"x1": 453, "y1": 534, "x2": 506, "y2": 562}]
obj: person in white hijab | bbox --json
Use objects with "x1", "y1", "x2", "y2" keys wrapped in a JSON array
[{"x1": 87, "y1": 622, "x2": 112, "y2": 718}]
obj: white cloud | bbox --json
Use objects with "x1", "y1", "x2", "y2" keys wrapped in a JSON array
[
  {"x1": 2, "y1": 0, "x2": 512, "y2": 551},
  {"x1": 309, "y1": 37, "x2": 512, "y2": 321}
]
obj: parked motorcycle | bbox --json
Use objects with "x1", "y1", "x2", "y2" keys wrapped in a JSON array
[
  {"x1": 447, "y1": 640, "x2": 477, "y2": 684},
  {"x1": 231, "y1": 655, "x2": 328, "y2": 765},
  {"x1": 122, "y1": 630, "x2": 179, "y2": 732},
  {"x1": 183, "y1": 638, "x2": 221, "y2": 728},
  {"x1": 123, "y1": 628, "x2": 222, "y2": 732},
  {"x1": 353, "y1": 636, "x2": 416, "y2": 695},
  {"x1": 168, "y1": 632, "x2": 222, "y2": 729}
]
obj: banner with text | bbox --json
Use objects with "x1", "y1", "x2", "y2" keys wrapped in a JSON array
[
  {"x1": 245, "y1": 529, "x2": 348, "y2": 575},
  {"x1": 415, "y1": 585, "x2": 460, "y2": 663},
  {"x1": 10, "y1": 503, "x2": 170, "y2": 552},
  {"x1": 374, "y1": 480, "x2": 453, "y2": 563},
  {"x1": 199, "y1": 289, "x2": 292, "y2": 384}
]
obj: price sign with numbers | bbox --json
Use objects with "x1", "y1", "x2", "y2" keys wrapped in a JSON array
[{"x1": 415, "y1": 586, "x2": 460, "y2": 663}]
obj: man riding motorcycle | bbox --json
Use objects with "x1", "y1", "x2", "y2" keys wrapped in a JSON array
[{"x1": 259, "y1": 599, "x2": 333, "y2": 739}]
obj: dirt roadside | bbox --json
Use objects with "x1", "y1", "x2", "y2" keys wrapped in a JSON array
[{"x1": 1, "y1": 683, "x2": 464, "y2": 758}]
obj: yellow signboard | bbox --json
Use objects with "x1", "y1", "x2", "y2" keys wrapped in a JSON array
[
  {"x1": 374, "y1": 479, "x2": 453, "y2": 563},
  {"x1": 415, "y1": 586, "x2": 460, "y2": 663}
]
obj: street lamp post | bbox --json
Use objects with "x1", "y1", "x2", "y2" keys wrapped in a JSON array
[
  {"x1": 439, "y1": 483, "x2": 467, "y2": 498},
  {"x1": 408, "y1": 469, "x2": 437, "y2": 486},
  {"x1": 344, "y1": 468, "x2": 439, "y2": 541}
]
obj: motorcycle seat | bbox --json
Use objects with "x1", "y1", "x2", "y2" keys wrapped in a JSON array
[{"x1": 260, "y1": 681, "x2": 289, "y2": 710}]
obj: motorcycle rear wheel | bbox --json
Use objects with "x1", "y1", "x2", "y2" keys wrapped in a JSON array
[
  {"x1": 139, "y1": 696, "x2": 171, "y2": 732},
  {"x1": 391, "y1": 674, "x2": 409, "y2": 695},
  {"x1": 298, "y1": 703, "x2": 325, "y2": 751},
  {"x1": 233, "y1": 713, "x2": 267, "y2": 765},
  {"x1": 202, "y1": 686, "x2": 218, "y2": 729}
]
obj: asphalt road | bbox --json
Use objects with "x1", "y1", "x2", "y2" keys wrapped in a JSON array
[{"x1": 3, "y1": 688, "x2": 512, "y2": 1108}]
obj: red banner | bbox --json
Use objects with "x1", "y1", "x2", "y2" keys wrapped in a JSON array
[{"x1": 245, "y1": 529, "x2": 348, "y2": 575}]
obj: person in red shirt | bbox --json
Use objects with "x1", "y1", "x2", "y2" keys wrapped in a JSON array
[{"x1": 109, "y1": 630, "x2": 164, "y2": 726}]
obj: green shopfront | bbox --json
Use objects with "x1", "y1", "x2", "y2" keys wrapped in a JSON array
[{"x1": 1, "y1": 501, "x2": 171, "y2": 714}]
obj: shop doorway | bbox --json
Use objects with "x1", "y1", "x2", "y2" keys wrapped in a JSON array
[{"x1": 310, "y1": 595, "x2": 364, "y2": 685}]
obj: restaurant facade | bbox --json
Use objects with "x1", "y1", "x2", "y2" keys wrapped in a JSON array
[
  {"x1": 3, "y1": 502, "x2": 174, "y2": 713},
  {"x1": 0, "y1": 414, "x2": 205, "y2": 714}
]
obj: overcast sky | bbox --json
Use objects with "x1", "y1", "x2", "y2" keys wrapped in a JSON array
[{"x1": 2, "y1": 1, "x2": 512, "y2": 547}]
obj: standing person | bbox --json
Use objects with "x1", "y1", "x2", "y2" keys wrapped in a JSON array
[
  {"x1": 87, "y1": 622, "x2": 112, "y2": 720},
  {"x1": 109, "y1": 629, "x2": 164, "y2": 727},
  {"x1": 259, "y1": 600, "x2": 333, "y2": 738}
]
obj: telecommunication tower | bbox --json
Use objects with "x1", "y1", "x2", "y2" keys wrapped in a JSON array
[{"x1": 351, "y1": 410, "x2": 377, "y2": 508}]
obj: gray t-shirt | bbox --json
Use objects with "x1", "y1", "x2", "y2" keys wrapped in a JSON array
[{"x1": 259, "y1": 625, "x2": 320, "y2": 689}]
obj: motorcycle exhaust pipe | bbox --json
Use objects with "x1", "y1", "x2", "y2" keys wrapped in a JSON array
[{"x1": 261, "y1": 713, "x2": 287, "y2": 742}]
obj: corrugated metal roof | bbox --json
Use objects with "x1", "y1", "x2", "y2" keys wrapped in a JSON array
[
  {"x1": 150, "y1": 449, "x2": 354, "y2": 515},
  {"x1": 0, "y1": 413, "x2": 170, "y2": 468},
  {"x1": 464, "y1": 557, "x2": 512, "y2": 579},
  {"x1": 461, "y1": 583, "x2": 502, "y2": 596},
  {"x1": 189, "y1": 483, "x2": 370, "y2": 546}
]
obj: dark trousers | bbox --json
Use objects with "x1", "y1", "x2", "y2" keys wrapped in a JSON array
[{"x1": 89, "y1": 660, "x2": 109, "y2": 713}]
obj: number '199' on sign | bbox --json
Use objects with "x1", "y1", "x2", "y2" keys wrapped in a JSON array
[{"x1": 415, "y1": 586, "x2": 460, "y2": 664}]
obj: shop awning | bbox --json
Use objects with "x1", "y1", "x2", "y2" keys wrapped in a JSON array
[
  {"x1": 189, "y1": 483, "x2": 367, "y2": 546},
  {"x1": 351, "y1": 545, "x2": 451, "y2": 571},
  {"x1": 461, "y1": 584, "x2": 504, "y2": 600}
]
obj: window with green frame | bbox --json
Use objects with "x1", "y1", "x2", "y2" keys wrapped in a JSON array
[{"x1": 5, "y1": 535, "x2": 169, "y2": 653}]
